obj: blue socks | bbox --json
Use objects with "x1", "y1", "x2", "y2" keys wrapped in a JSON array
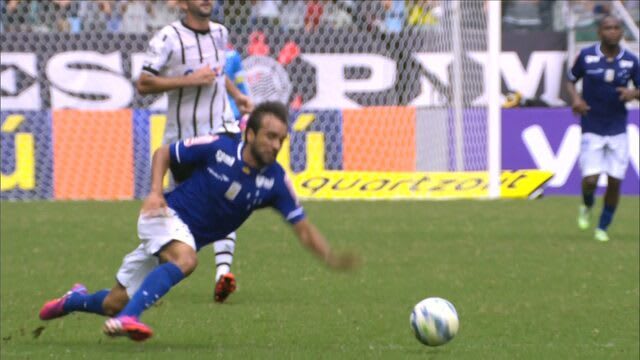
[
  {"x1": 63, "y1": 289, "x2": 109, "y2": 316},
  {"x1": 598, "y1": 204, "x2": 616, "y2": 231},
  {"x1": 118, "y1": 262, "x2": 184, "y2": 318}
]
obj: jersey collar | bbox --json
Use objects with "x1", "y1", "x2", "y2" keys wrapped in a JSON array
[
  {"x1": 237, "y1": 141, "x2": 244, "y2": 161},
  {"x1": 180, "y1": 20, "x2": 210, "y2": 35},
  {"x1": 596, "y1": 42, "x2": 625, "y2": 60}
]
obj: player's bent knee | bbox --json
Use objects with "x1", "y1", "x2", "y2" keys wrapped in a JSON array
[
  {"x1": 159, "y1": 240, "x2": 198, "y2": 276},
  {"x1": 175, "y1": 254, "x2": 198, "y2": 276}
]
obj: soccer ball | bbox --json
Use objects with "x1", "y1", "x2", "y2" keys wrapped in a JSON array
[{"x1": 410, "y1": 297, "x2": 459, "y2": 346}]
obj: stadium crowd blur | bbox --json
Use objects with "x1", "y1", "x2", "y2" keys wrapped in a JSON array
[{"x1": 1, "y1": 0, "x2": 639, "y2": 38}]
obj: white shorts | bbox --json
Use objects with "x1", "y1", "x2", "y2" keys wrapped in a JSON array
[
  {"x1": 580, "y1": 132, "x2": 629, "y2": 180},
  {"x1": 116, "y1": 208, "x2": 195, "y2": 297}
]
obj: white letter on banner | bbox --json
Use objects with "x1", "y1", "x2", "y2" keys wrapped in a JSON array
[
  {"x1": 47, "y1": 51, "x2": 133, "y2": 109},
  {"x1": 522, "y1": 124, "x2": 581, "y2": 187},
  {"x1": 499, "y1": 51, "x2": 566, "y2": 106},
  {"x1": 300, "y1": 54, "x2": 396, "y2": 109},
  {"x1": 0, "y1": 53, "x2": 41, "y2": 110}
]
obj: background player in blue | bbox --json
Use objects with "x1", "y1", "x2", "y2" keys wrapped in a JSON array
[
  {"x1": 567, "y1": 15, "x2": 640, "y2": 242},
  {"x1": 225, "y1": 44, "x2": 250, "y2": 123},
  {"x1": 38, "y1": 102, "x2": 357, "y2": 342}
]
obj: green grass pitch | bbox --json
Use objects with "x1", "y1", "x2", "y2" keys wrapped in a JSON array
[{"x1": 1, "y1": 197, "x2": 638, "y2": 359}]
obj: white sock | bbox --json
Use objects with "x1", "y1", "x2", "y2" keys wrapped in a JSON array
[{"x1": 213, "y1": 232, "x2": 236, "y2": 282}]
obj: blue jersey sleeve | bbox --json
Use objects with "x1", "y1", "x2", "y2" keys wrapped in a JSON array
[
  {"x1": 273, "y1": 171, "x2": 305, "y2": 224},
  {"x1": 225, "y1": 50, "x2": 249, "y2": 119},
  {"x1": 169, "y1": 134, "x2": 221, "y2": 167},
  {"x1": 233, "y1": 58, "x2": 249, "y2": 95},
  {"x1": 568, "y1": 50, "x2": 585, "y2": 83}
]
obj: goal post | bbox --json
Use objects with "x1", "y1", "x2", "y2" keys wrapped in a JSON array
[{"x1": 487, "y1": 0, "x2": 502, "y2": 199}]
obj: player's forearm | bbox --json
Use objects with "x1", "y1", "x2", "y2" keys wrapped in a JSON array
[
  {"x1": 225, "y1": 76, "x2": 243, "y2": 100},
  {"x1": 137, "y1": 73, "x2": 196, "y2": 94},
  {"x1": 293, "y1": 219, "x2": 332, "y2": 262},
  {"x1": 150, "y1": 145, "x2": 171, "y2": 194},
  {"x1": 566, "y1": 81, "x2": 582, "y2": 102}
]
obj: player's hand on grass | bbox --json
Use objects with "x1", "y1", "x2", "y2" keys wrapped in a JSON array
[
  {"x1": 326, "y1": 251, "x2": 360, "y2": 271},
  {"x1": 616, "y1": 87, "x2": 638, "y2": 102},
  {"x1": 141, "y1": 192, "x2": 168, "y2": 217},
  {"x1": 188, "y1": 65, "x2": 217, "y2": 87},
  {"x1": 571, "y1": 98, "x2": 590, "y2": 116}
]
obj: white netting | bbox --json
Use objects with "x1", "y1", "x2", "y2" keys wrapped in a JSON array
[{"x1": 1, "y1": 0, "x2": 493, "y2": 200}]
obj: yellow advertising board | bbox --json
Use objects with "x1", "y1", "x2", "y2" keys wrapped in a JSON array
[
  {"x1": 288, "y1": 169, "x2": 553, "y2": 200},
  {"x1": 279, "y1": 116, "x2": 553, "y2": 200}
]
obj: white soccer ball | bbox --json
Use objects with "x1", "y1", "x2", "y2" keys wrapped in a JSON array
[{"x1": 410, "y1": 297, "x2": 459, "y2": 346}]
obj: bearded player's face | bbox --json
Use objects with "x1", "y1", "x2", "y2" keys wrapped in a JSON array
[
  {"x1": 182, "y1": 0, "x2": 213, "y2": 19},
  {"x1": 246, "y1": 114, "x2": 288, "y2": 168}
]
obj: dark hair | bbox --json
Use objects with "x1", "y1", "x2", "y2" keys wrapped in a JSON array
[
  {"x1": 246, "y1": 101, "x2": 289, "y2": 135},
  {"x1": 598, "y1": 15, "x2": 621, "y2": 29}
]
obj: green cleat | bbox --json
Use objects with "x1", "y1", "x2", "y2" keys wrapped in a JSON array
[
  {"x1": 594, "y1": 228, "x2": 610, "y2": 242},
  {"x1": 577, "y1": 205, "x2": 591, "y2": 230}
]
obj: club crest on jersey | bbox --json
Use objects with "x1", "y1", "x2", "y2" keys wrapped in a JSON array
[
  {"x1": 215, "y1": 150, "x2": 236, "y2": 166},
  {"x1": 256, "y1": 175, "x2": 274, "y2": 190}
]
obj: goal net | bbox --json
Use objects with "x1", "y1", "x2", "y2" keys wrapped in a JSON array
[{"x1": 1, "y1": 0, "x2": 502, "y2": 201}]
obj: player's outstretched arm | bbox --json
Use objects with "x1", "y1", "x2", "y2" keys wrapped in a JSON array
[{"x1": 292, "y1": 218, "x2": 359, "y2": 270}]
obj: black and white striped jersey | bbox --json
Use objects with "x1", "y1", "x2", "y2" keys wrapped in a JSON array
[{"x1": 142, "y1": 20, "x2": 239, "y2": 144}]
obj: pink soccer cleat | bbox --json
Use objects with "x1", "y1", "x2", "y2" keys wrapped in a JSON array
[
  {"x1": 103, "y1": 316, "x2": 153, "y2": 342},
  {"x1": 39, "y1": 283, "x2": 88, "y2": 320}
]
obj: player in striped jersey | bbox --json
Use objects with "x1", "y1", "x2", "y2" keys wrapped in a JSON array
[{"x1": 136, "y1": 0, "x2": 253, "y2": 302}]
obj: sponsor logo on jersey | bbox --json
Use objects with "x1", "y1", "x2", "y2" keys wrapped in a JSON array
[
  {"x1": 620, "y1": 60, "x2": 634, "y2": 68},
  {"x1": 256, "y1": 175, "x2": 274, "y2": 190},
  {"x1": 207, "y1": 167, "x2": 229, "y2": 182},
  {"x1": 184, "y1": 135, "x2": 219, "y2": 147},
  {"x1": 585, "y1": 55, "x2": 600, "y2": 64},
  {"x1": 215, "y1": 150, "x2": 236, "y2": 166}
]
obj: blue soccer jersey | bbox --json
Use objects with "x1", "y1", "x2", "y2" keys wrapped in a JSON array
[
  {"x1": 225, "y1": 49, "x2": 249, "y2": 120},
  {"x1": 165, "y1": 134, "x2": 305, "y2": 250},
  {"x1": 568, "y1": 43, "x2": 640, "y2": 135}
]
